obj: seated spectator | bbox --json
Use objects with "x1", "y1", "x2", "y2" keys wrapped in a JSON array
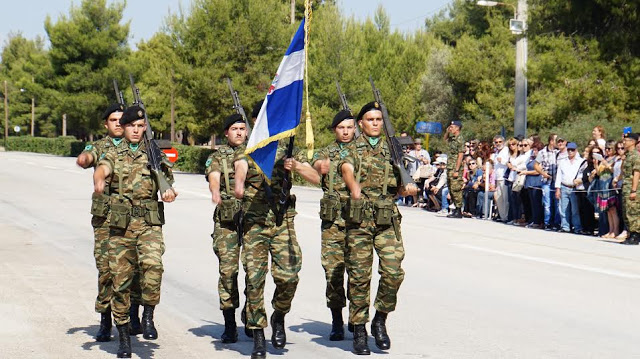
[
  {"x1": 425, "y1": 157, "x2": 448, "y2": 213},
  {"x1": 477, "y1": 161, "x2": 496, "y2": 218},
  {"x1": 462, "y1": 159, "x2": 483, "y2": 217}
]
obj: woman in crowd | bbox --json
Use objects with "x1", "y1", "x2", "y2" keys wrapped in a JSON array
[
  {"x1": 592, "y1": 125, "x2": 607, "y2": 151},
  {"x1": 576, "y1": 146, "x2": 598, "y2": 235},
  {"x1": 523, "y1": 142, "x2": 544, "y2": 228},
  {"x1": 591, "y1": 140, "x2": 620, "y2": 238},
  {"x1": 462, "y1": 158, "x2": 483, "y2": 218},
  {"x1": 505, "y1": 138, "x2": 519, "y2": 223},
  {"x1": 612, "y1": 140, "x2": 628, "y2": 240},
  {"x1": 476, "y1": 161, "x2": 496, "y2": 218}
]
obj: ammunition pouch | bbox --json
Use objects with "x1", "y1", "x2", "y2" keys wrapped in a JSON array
[
  {"x1": 218, "y1": 198, "x2": 240, "y2": 224},
  {"x1": 108, "y1": 201, "x2": 131, "y2": 230},
  {"x1": 373, "y1": 199, "x2": 393, "y2": 226},
  {"x1": 346, "y1": 198, "x2": 366, "y2": 224},
  {"x1": 90, "y1": 192, "x2": 110, "y2": 218},
  {"x1": 319, "y1": 194, "x2": 341, "y2": 222},
  {"x1": 144, "y1": 201, "x2": 165, "y2": 226}
]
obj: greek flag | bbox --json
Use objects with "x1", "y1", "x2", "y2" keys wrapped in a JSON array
[{"x1": 245, "y1": 19, "x2": 306, "y2": 180}]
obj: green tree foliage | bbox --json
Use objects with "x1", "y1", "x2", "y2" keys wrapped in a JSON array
[{"x1": 44, "y1": 0, "x2": 131, "y2": 139}]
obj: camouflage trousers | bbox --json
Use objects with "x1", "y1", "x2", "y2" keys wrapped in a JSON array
[
  {"x1": 212, "y1": 217, "x2": 241, "y2": 310},
  {"x1": 622, "y1": 191, "x2": 640, "y2": 232},
  {"x1": 241, "y1": 211, "x2": 302, "y2": 329},
  {"x1": 321, "y1": 220, "x2": 348, "y2": 309},
  {"x1": 346, "y1": 216, "x2": 405, "y2": 325},
  {"x1": 93, "y1": 217, "x2": 142, "y2": 314},
  {"x1": 109, "y1": 217, "x2": 165, "y2": 325},
  {"x1": 447, "y1": 174, "x2": 464, "y2": 208}
]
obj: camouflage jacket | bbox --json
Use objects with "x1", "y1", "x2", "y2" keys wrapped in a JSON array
[
  {"x1": 339, "y1": 134, "x2": 400, "y2": 202},
  {"x1": 446, "y1": 133, "x2": 465, "y2": 171},
  {"x1": 81, "y1": 136, "x2": 123, "y2": 168},
  {"x1": 98, "y1": 140, "x2": 174, "y2": 203},
  {"x1": 312, "y1": 140, "x2": 352, "y2": 202},
  {"x1": 205, "y1": 143, "x2": 245, "y2": 200},
  {"x1": 623, "y1": 148, "x2": 640, "y2": 194}
]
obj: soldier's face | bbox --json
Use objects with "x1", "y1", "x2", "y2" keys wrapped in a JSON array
[
  {"x1": 360, "y1": 110, "x2": 383, "y2": 137},
  {"x1": 334, "y1": 119, "x2": 355, "y2": 143},
  {"x1": 105, "y1": 112, "x2": 124, "y2": 138},
  {"x1": 124, "y1": 119, "x2": 146, "y2": 144},
  {"x1": 225, "y1": 123, "x2": 247, "y2": 146}
]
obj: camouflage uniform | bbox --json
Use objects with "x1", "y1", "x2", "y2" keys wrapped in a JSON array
[
  {"x1": 622, "y1": 148, "x2": 640, "y2": 233},
  {"x1": 446, "y1": 133, "x2": 465, "y2": 209},
  {"x1": 82, "y1": 136, "x2": 142, "y2": 312},
  {"x1": 204, "y1": 143, "x2": 245, "y2": 310},
  {"x1": 235, "y1": 139, "x2": 304, "y2": 329},
  {"x1": 311, "y1": 141, "x2": 351, "y2": 309},
  {"x1": 339, "y1": 135, "x2": 405, "y2": 325},
  {"x1": 98, "y1": 140, "x2": 174, "y2": 325}
]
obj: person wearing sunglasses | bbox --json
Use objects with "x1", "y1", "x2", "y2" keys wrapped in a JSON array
[
  {"x1": 491, "y1": 135, "x2": 510, "y2": 222},
  {"x1": 612, "y1": 140, "x2": 628, "y2": 240},
  {"x1": 534, "y1": 134, "x2": 560, "y2": 230},
  {"x1": 555, "y1": 142, "x2": 584, "y2": 233}
]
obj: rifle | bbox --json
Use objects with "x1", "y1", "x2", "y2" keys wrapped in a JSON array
[
  {"x1": 113, "y1": 79, "x2": 126, "y2": 106},
  {"x1": 233, "y1": 207, "x2": 244, "y2": 247},
  {"x1": 275, "y1": 136, "x2": 295, "y2": 227},
  {"x1": 128, "y1": 74, "x2": 173, "y2": 195},
  {"x1": 369, "y1": 76, "x2": 415, "y2": 188},
  {"x1": 226, "y1": 77, "x2": 252, "y2": 137},
  {"x1": 336, "y1": 81, "x2": 360, "y2": 138}
]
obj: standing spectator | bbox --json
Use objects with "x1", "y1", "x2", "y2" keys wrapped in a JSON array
[
  {"x1": 556, "y1": 137, "x2": 568, "y2": 161},
  {"x1": 621, "y1": 133, "x2": 640, "y2": 245},
  {"x1": 504, "y1": 138, "x2": 519, "y2": 223},
  {"x1": 509, "y1": 139, "x2": 530, "y2": 225},
  {"x1": 576, "y1": 146, "x2": 599, "y2": 235},
  {"x1": 534, "y1": 134, "x2": 559, "y2": 230},
  {"x1": 555, "y1": 142, "x2": 584, "y2": 233},
  {"x1": 492, "y1": 135, "x2": 510, "y2": 222},
  {"x1": 593, "y1": 140, "x2": 620, "y2": 238},
  {"x1": 613, "y1": 140, "x2": 628, "y2": 240},
  {"x1": 462, "y1": 159, "x2": 483, "y2": 217},
  {"x1": 477, "y1": 161, "x2": 496, "y2": 218},
  {"x1": 592, "y1": 126, "x2": 607, "y2": 151},
  {"x1": 524, "y1": 142, "x2": 544, "y2": 228},
  {"x1": 408, "y1": 138, "x2": 430, "y2": 205}
]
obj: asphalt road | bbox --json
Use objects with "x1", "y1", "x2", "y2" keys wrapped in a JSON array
[{"x1": 1, "y1": 151, "x2": 639, "y2": 359}]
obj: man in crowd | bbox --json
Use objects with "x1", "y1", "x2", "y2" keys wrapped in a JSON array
[
  {"x1": 311, "y1": 109, "x2": 357, "y2": 341},
  {"x1": 204, "y1": 114, "x2": 249, "y2": 343},
  {"x1": 407, "y1": 138, "x2": 430, "y2": 205},
  {"x1": 555, "y1": 142, "x2": 583, "y2": 233},
  {"x1": 233, "y1": 138, "x2": 320, "y2": 359},
  {"x1": 340, "y1": 101, "x2": 417, "y2": 355},
  {"x1": 93, "y1": 105, "x2": 178, "y2": 358},
  {"x1": 444, "y1": 120, "x2": 465, "y2": 218},
  {"x1": 621, "y1": 133, "x2": 640, "y2": 245},
  {"x1": 492, "y1": 135, "x2": 510, "y2": 222},
  {"x1": 535, "y1": 133, "x2": 559, "y2": 230}
]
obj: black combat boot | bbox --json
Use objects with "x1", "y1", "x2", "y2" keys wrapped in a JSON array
[
  {"x1": 371, "y1": 311, "x2": 391, "y2": 350},
  {"x1": 116, "y1": 324, "x2": 132, "y2": 358},
  {"x1": 447, "y1": 208, "x2": 463, "y2": 218},
  {"x1": 329, "y1": 308, "x2": 344, "y2": 341},
  {"x1": 128, "y1": 304, "x2": 142, "y2": 335},
  {"x1": 623, "y1": 232, "x2": 640, "y2": 245},
  {"x1": 251, "y1": 329, "x2": 267, "y2": 359},
  {"x1": 241, "y1": 304, "x2": 253, "y2": 338},
  {"x1": 270, "y1": 310, "x2": 286, "y2": 349},
  {"x1": 352, "y1": 324, "x2": 370, "y2": 355},
  {"x1": 96, "y1": 307, "x2": 112, "y2": 342},
  {"x1": 348, "y1": 322, "x2": 354, "y2": 333},
  {"x1": 141, "y1": 305, "x2": 158, "y2": 340},
  {"x1": 221, "y1": 308, "x2": 238, "y2": 343}
]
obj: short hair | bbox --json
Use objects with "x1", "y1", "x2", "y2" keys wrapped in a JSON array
[
  {"x1": 548, "y1": 133, "x2": 557, "y2": 143},
  {"x1": 493, "y1": 135, "x2": 504, "y2": 142}
]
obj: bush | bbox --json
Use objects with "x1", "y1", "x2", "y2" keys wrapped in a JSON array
[
  {"x1": 173, "y1": 144, "x2": 213, "y2": 174},
  {"x1": 5, "y1": 136, "x2": 86, "y2": 156}
]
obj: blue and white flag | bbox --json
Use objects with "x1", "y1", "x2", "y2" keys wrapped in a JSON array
[{"x1": 245, "y1": 19, "x2": 306, "y2": 180}]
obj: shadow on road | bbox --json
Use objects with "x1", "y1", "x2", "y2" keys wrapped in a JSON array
[
  {"x1": 67, "y1": 324, "x2": 160, "y2": 359},
  {"x1": 289, "y1": 318, "x2": 354, "y2": 353}
]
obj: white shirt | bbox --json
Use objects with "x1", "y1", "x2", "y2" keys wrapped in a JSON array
[
  {"x1": 407, "y1": 149, "x2": 430, "y2": 175},
  {"x1": 555, "y1": 155, "x2": 585, "y2": 188},
  {"x1": 492, "y1": 146, "x2": 510, "y2": 180}
]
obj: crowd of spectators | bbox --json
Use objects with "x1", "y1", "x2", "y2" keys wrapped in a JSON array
[{"x1": 401, "y1": 126, "x2": 637, "y2": 242}]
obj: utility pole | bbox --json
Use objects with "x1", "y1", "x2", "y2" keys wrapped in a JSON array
[
  {"x1": 3, "y1": 80, "x2": 8, "y2": 147},
  {"x1": 514, "y1": 0, "x2": 528, "y2": 138},
  {"x1": 30, "y1": 77, "x2": 35, "y2": 136}
]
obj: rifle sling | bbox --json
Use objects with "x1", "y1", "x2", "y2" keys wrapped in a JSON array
[{"x1": 222, "y1": 158, "x2": 231, "y2": 195}]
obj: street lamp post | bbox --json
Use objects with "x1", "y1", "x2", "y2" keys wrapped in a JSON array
[{"x1": 477, "y1": 0, "x2": 528, "y2": 138}]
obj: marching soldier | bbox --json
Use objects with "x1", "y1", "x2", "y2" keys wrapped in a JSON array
[
  {"x1": 444, "y1": 120, "x2": 465, "y2": 218},
  {"x1": 233, "y1": 139, "x2": 320, "y2": 359},
  {"x1": 204, "y1": 114, "x2": 249, "y2": 342},
  {"x1": 311, "y1": 109, "x2": 357, "y2": 341},
  {"x1": 622, "y1": 132, "x2": 640, "y2": 245},
  {"x1": 339, "y1": 102, "x2": 417, "y2": 355},
  {"x1": 76, "y1": 103, "x2": 143, "y2": 341},
  {"x1": 93, "y1": 105, "x2": 178, "y2": 358}
]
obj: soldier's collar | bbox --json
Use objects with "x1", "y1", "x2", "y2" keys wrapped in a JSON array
[
  {"x1": 363, "y1": 134, "x2": 381, "y2": 148},
  {"x1": 111, "y1": 137, "x2": 123, "y2": 146},
  {"x1": 129, "y1": 143, "x2": 140, "y2": 152}
]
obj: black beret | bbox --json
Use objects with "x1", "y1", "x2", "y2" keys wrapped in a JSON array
[
  {"x1": 357, "y1": 101, "x2": 382, "y2": 121},
  {"x1": 327, "y1": 110, "x2": 355, "y2": 129},
  {"x1": 251, "y1": 100, "x2": 264, "y2": 119},
  {"x1": 224, "y1": 113, "x2": 245, "y2": 131},
  {"x1": 624, "y1": 132, "x2": 639, "y2": 141},
  {"x1": 119, "y1": 105, "x2": 145, "y2": 126},
  {"x1": 102, "y1": 103, "x2": 125, "y2": 120}
]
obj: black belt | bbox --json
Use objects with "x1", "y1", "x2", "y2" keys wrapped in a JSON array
[{"x1": 561, "y1": 183, "x2": 575, "y2": 188}]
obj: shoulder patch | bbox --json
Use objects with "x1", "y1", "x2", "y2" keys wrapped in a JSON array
[
  {"x1": 205, "y1": 158, "x2": 212, "y2": 167},
  {"x1": 99, "y1": 153, "x2": 106, "y2": 160},
  {"x1": 84, "y1": 144, "x2": 93, "y2": 151}
]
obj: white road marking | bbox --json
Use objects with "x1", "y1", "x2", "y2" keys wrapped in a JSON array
[{"x1": 453, "y1": 243, "x2": 640, "y2": 280}]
